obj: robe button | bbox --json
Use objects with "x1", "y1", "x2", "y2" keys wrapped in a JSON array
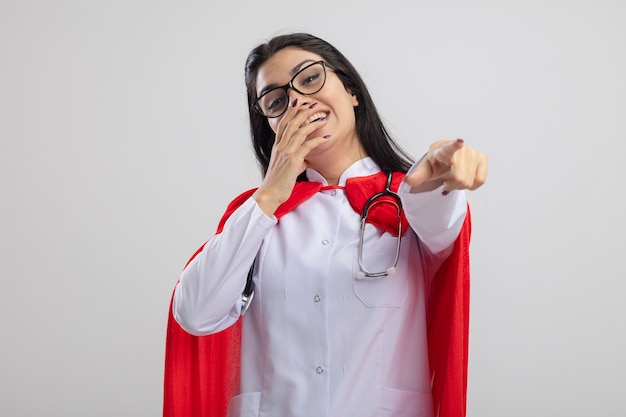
[
  {"x1": 314, "y1": 295, "x2": 321, "y2": 302},
  {"x1": 331, "y1": 190, "x2": 337, "y2": 196},
  {"x1": 316, "y1": 366, "x2": 324, "y2": 374},
  {"x1": 322, "y1": 239, "x2": 330, "y2": 245}
]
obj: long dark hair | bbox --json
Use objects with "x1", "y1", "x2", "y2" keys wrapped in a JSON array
[{"x1": 245, "y1": 33, "x2": 413, "y2": 179}]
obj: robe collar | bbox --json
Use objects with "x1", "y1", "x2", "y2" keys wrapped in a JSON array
[{"x1": 274, "y1": 159, "x2": 408, "y2": 237}]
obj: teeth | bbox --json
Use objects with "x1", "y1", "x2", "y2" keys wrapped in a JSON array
[{"x1": 300, "y1": 112, "x2": 328, "y2": 128}]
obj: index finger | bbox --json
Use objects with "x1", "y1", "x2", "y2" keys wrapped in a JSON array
[
  {"x1": 432, "y1": 138, "x2": 465, "y2": 165},
  {"x1": 274, "y1": 98, "x2": 308, "y2": 146}
]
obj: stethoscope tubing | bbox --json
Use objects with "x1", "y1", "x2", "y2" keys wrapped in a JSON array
[{"x1": 357, "y1": 171, "x2": 403, "y2": 279}]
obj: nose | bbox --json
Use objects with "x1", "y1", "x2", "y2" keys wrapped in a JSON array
[{"x1": 288, "y1": 89, "x2": 311, "y2": 108}]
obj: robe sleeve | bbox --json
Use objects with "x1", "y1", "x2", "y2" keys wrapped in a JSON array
[
  {"x1": 398, "y1": 159, "x2": 467, "y2": 256},
  {"x1": 173, "y1": 196, "x2": 276, "y2": 336}
]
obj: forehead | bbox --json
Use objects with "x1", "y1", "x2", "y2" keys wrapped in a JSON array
[{"x1": 256, "y1": 47, "x2": 324, "y2": 93}]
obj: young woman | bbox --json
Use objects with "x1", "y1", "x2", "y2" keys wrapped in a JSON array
[{"x1": 164, "y1": 33, "x2": 487, "y2": 417}]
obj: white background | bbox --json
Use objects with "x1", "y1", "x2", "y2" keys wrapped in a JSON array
[{"x1": 1, "y1": 1, "x2": 625, "y2": 416}]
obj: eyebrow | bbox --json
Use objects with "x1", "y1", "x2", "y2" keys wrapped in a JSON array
[
  {"x1": 291, "y1": 59, "x2": 316, "y2": 76},
  {"x1": 257, "y1": 59, "x2": 318, "y2": 97}
]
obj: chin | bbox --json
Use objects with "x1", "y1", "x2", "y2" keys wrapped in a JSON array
[{"x1": 305, "y1": 132, "x2": 330, "y2": 143}]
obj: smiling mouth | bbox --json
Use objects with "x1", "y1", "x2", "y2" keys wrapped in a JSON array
[{"x1": 300, "y1": 112, "x2": 328, "y2": 128}]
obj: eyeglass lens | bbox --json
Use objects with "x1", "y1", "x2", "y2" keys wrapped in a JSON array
[{"x1": 256, "y1": 62, "x2": 326, "y2": 118}]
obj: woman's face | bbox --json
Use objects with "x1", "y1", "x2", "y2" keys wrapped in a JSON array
[{"x1": 255, "y1": 47, "x2": 360, "y2": 154}]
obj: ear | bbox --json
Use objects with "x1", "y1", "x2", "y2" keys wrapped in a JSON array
[{"x1": 348, "y1": 89, "x2": 359, "y2": 107}]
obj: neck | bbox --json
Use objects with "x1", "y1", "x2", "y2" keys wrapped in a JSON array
[{"x1": 306, "y1": 136, "x2": 367, "y2": 185}]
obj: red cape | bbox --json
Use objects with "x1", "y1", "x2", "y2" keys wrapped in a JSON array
[{"x1": 163, "y1": 173, "x2": 471, "y2": 417}]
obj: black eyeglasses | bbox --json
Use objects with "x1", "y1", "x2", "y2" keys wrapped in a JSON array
[{"x1": 254, "y1": 61, "x2": 329, "y2": 118}]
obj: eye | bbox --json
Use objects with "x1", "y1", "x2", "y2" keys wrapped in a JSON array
[
  {"x1": 267, "y1": 96, "x2": 286, "y2": 111},
  {"x1": 258, "y1": 88, "x2": 287, "y2": 115},
  {"x1": 302, "y1": 72, "x2": 321, "y2": 86},
  {"x1": 294, "y1": 63, "x2": 325, "y2": 92}
]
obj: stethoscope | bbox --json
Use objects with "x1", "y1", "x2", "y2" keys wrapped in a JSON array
[
  {"x1": 356, "y1": 171, "x2": 403, "y2": 279},
  {"x1": 241, "y1": 171, "x2": 404, "y2": 314}
]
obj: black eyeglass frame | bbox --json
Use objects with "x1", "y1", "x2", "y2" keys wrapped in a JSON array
[{"x1": 253, "y1": 61, "x2": 330, "y2": 118}]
